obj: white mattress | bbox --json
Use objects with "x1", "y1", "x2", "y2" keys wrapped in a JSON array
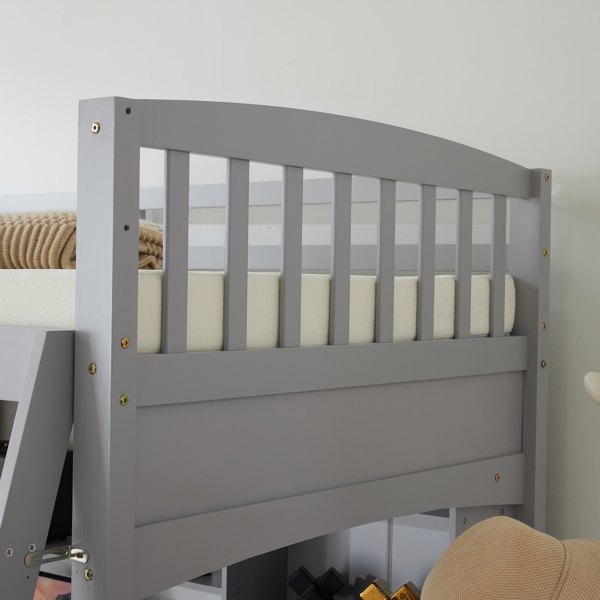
[{"x1": 0, "y1": 271, "x2": 515, "y2": 354}]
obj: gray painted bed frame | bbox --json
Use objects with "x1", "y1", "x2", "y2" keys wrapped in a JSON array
[{"x1": 0, "y1": 97, "x2": 551, "y2": 599}]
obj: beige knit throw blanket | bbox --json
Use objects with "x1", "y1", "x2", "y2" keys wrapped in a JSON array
[{"x1": 0, "y1": 211, "x2": 163, "y2": 270}]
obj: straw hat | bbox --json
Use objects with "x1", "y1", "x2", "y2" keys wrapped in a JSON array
[{"x1": 422, "y1": 516, "x2": 600, "y2": 600}]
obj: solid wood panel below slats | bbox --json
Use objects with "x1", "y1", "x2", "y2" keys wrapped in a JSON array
[
  {"x1": 134, "y1": 452, "x2": 524, "y2": 599},
  {"x1": 136, "y1": 335, "x2": 527, "y2": 407}
]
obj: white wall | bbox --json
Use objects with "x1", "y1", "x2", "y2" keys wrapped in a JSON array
[{"x1": 1, "y1": 0, "x2": 600, "y2": 540}]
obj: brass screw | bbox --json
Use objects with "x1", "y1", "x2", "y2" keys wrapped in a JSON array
[
  {"x1": 542, "y1": 360, "x2": 547, "y2": 368},
  {"x1": 120, "y1": 395, "x2": 129, "y2": 407},
  {"x1": 88, "y1": 363, "x2": 97, "y2": 375},
  {"x1": 85, "y1": 569, "x2": 93, "y2": 581},
  {"x1": 126, "y1": 107, "x2": 131, "y2": 115},
  {"x1": 121, "y1": 337, "x2": 130, "y2": 349},
  {"x1": 92, "y1": 122, "x2": 100, "y2": 134},
  {"x1": 462, "y1": 517, "x2": 467, "y2": 524},
  {"x1": 545, "y1": 174, "x2": 550, "y2": 181},
  {"x1": 501, "y1": 508, "x2": 505, "y2": 515},
  {"x1": 543, "y1": 249, "x2": 548, "y2": 256},
  {"x1": 77, "y1": 552, "x2": 83, "y2": 559},
  {"x1": 542, "y1": 323, "x2": 546, "y2": 330},
  {"x1": 495, "y1": 474, "x2": 501, "y2": 482}
]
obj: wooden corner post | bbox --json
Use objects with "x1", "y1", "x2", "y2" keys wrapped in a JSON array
[
  {"x1": 73, "y1": 97, "x2": 141, "y2": 599},
  {"x1": 509, "y1": 169, "x2": 551, "y2": 531}
]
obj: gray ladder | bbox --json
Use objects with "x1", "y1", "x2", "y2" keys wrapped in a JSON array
[{"x1": 0, "y1": 327, "x2": 74, "y2": 599}]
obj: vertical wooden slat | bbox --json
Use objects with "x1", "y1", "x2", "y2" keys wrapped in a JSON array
[
  {"x1": 375, "y1": 179, "x2": 396, "y2": 343},
  {"x1": 490, "y1": 194, "x2": 507, "y2": 337},
  {"x1": 330, "y1": 173, "x2": 352, "y2": 345},
  {"x1": 279, "y1": 166, "x2": 303, "y2": 348},
  {"x1": 224, "y1": 158, "x2": 250, "y2": 351},
  {"x1": 417, "y1": 184, "x2": 436, "y2": 341},
  {"x1": 162, "y1": 150, "x2": 190, "y2": 354},
  {"x1": 454, "y1": 190, "x2": 473, "y2": 339}
]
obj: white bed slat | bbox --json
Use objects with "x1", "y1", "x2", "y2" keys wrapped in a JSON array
[
  {"x1": 224, "y1": 158, "x2": 250, "y2": 351},
  {"x1": 162, "y1": 150, "x2": 190, "y2": 354},
  {"x1": 455, "y1": 190, "x2": 473, "y2": 339},
  {"x1": 329, "y1": 173, "x2": 352, "y2": 345},
  {"x1": 376, "y1": 179, "x2": 396, "y2": 343},
  {"x1": 490, "y1": 194, "x2": 507, "y2": 337},
  {"x1": 279, "y1": 167, "x2": 303, "y2": 348},
  {"x1": 417, "y1": 185, "x2": 436, "y2": 341}
]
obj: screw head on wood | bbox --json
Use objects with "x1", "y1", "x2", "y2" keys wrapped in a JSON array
[
  {"x1": 542, "y1": 323, "x2": 546, "y2": 330},
  {"x1": 121, "y1": 337, "x2": 130, "y2": 349},
  {"x1": 495, "y1": 474, "x2": 501, "y2": 482},
  {"x1": 85, "y1": 569, "x2": 93, "y2": 581},
  {"x1": 88, "y1": 363, "x2": 97, "y2": 375},
  {"x1": 120, "y1": 395, "x2": 129, "y2": 407},
  {"x1": 5, "y1": 548, "x2": 12, "y2": 557},
  {"x1": 545, "y1": 174, "x2": 550, "y2": 181},
  {"x1": 543, "y1": 249, "x2": 548, "y2": 256},
  {"x1": 542, "y1": 360, "x2": 547, "y2": 368},
  {"x1": 92, "y1": 122, "x2": 100, "y2": 134}
]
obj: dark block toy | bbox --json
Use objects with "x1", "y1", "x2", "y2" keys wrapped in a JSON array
[{"x1": 288, "y1": 566, "x2": 345, "y2": 600}]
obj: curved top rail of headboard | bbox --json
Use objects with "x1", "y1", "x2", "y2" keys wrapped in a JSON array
[{"x1": 113, "y1": 98, "x2": 531, "y2": 199}]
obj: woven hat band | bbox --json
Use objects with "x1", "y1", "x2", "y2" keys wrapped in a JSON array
[{"x1": 550, "y1": 543, "x2": 570, "y2": 600}]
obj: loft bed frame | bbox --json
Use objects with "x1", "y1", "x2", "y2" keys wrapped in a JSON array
[{"x1": 0, "y1": 97, "x2": 550, "y2": 599}]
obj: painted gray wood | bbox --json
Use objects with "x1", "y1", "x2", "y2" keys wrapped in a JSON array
[
  {"x1": 510, "y1": 170, "x2": 551, "y2": 531},
  {"x1": 135, "y1": 372, "x2": 523, "y2": 527},
  {"x1": 490, "y1": 194, "x2": 507, "y2": 338},
  {"x1": 455, "y1": 190, "x2": 473, "y2": 339},
  {"x1": 73, "y1": 97, "x2": 140, "y2": 600},
  {"x1": 134, "y1": 453, "x2": 524, "y2": 599},
  {"x1": 224, "y1": 158, "x2": 250, "y2": 351},
  {"x1": 162, "y1": 150, "x2": 190, "y2": 354},
  {"x1": 279, "y1": 166, "x2": 303, "y2": 348},
  {"x1": 136, "y1": 336, "x2": 527, "y2": 407},
  {"x1": 187, "y1": 243, "x2": 508, "y2": 272},
  {"x1": 0, "y1": 330, "x2": 73, "y2": 599},
  {"x1": 449, "y1": 505, "x2": 514, "y2": 543},
  {"x1": 62, "y1": 97, "x2": 549, "y2": 598},
  {"x1": 137, "y1": 100, "x2": 530, "y2": 198},
  {"x1": 417, "y1": 185, "x2": 436, "y2": 341},
  {"x1": 330, "y1": 173, "x2": 352, "y2": 346},
  {"x1": 376, "y1": 179, "x2": 396, "y2": 343},
  {"x1": 0, "y1": 327, "x2": 37, "y2": 402}
]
